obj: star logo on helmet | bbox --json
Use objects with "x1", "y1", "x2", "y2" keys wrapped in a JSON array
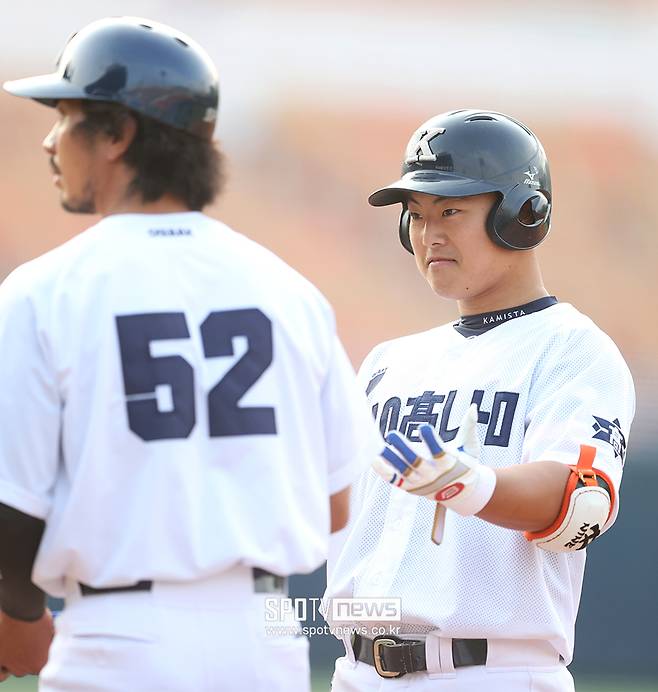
[{"x1": 405, "y1": 128, "x2": 446, "y2": 165}]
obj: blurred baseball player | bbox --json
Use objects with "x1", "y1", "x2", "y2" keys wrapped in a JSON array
[
  {"x1": 0, "y1": 16, "x2": 381, "y2": 691},
  {"x1": 324, "y1": 110, "x2": 635, "y2": 691}
]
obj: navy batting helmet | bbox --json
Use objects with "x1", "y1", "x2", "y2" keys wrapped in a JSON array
[
  {"x1": 3, "y1": 16, "x2": 219, "y2": 140},
  {"x1": 369, "y1": 109, "x2": 552, "y2": 252}
]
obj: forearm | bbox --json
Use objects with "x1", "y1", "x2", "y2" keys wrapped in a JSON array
[
  {"x1": 476, "y1": 461, "x2": 571, "y2": 532},
  {"x1": 0, "y1": 503, "x2": 46, "y2": 621}
]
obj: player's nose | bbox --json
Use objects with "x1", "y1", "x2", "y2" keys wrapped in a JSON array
[
  {"x1": 422, "y1": 219, "x2": 448, "y2": 247},
  {"x1": 42, "y1": 125, "x2": 57, "y2": 155}
]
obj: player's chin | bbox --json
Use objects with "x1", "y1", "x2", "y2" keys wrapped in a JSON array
[
  {"x1": 61, "y1": 196, "x2": 97, "y2": 214},
  {"x1": 425, "y1": 276, "x2": 464, "y2": 300}
]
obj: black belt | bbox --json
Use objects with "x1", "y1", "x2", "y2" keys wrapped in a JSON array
[
  {"x1": 79, "y1": 580, "x2": 152, "y2": 596},
  {"x1": 79, "y1": 568, "x2": 287, "y2": 597},
  {"x1": 352, "y1": 633, "x2": 487, "y2": 679}
]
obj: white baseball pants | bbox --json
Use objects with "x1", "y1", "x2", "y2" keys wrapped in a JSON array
[{"x1": 39, "y1": 567, "x2": 310, "y2": 692}]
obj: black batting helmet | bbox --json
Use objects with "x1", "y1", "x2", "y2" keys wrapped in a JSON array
[
  {"x1": 369, "y1": 109, "x2": 552, "y2": 252},
  {"x1": 3, "y1": 16, "x2": 219, "y2": 140}
]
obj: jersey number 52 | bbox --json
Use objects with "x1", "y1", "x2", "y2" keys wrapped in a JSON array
[{"x1": 115, "y1": 309, "x2": 276, "y2": 441}]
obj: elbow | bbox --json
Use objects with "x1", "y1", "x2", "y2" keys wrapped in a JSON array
[{"x1": 329, "y1": 486, "x2": 351, "y2": 534}]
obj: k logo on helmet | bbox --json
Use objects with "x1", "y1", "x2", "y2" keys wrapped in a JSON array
[{"x1": 405, "y1": 128, "x2": 446, "y2": 164}]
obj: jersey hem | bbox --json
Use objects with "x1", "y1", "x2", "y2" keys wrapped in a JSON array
[
  {"x1": 329, "y1": 456, "x2": 373, "y2": 494},
  {"x1": 0, "y1": 478, "x2": 50, "y2": 520}
]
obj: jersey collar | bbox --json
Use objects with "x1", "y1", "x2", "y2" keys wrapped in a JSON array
[{"x1": 453, "y1": 296, "x2": 558, "y2": 338}]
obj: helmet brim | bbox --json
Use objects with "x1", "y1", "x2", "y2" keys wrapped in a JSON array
[
  {"x1": 3, "y1": 73, "x2": 88, "y2": 107},
  {"x1": 368, "y1": 171, "x2": 502, "y2": 207}
]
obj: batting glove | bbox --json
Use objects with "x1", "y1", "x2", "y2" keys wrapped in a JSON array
[{"x1": 373, "y1": 405, "x2": 497, "y2": 540}]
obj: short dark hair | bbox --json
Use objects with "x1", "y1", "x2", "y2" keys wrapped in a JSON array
[{"x1": 76, "y1": 100, "x2": 224, "y2": 210}]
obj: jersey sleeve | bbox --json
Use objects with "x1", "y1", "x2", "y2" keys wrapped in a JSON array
[
  {"x1": 0, "y1": 268, "x2": 60, "y2": 520},
  {"x1": 322, "y1": 335, "x2": 384, "y2": 495},
  {"x1": 523, "y1": 328, "x2": 635, "y2": 531}
]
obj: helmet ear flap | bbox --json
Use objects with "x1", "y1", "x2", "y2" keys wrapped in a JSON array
[
  {"x1": 398, "y1": 185, "x2": 551, "y2": 253},
  {"x1": 488, "y1": 185, "x2": 551, "y2": 250},
  {"x1": 399, "y1": 207, "x2": 414, "y2": 254}
]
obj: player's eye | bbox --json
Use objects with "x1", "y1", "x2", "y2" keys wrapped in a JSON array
[
  {"x1": 409, "y1": 212, "x2": 423, "y2": 222},
  {"x1": 442, "y1": 208, "x2": 460, "y2": 217}
]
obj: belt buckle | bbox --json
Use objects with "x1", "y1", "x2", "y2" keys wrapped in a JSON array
[{"x1": 372, "y1": 637, "x2": 401, "y2": 679}]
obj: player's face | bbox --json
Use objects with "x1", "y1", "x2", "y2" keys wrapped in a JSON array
[
  {"x1": 407, "y1": 192, "x2": 523, "y2": 309},
  {"x1": 42, "y1": 100, "x2": 100, "y2": 214}
]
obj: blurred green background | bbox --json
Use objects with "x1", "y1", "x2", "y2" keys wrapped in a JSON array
[{"x1": 1, "y1": 0, "x2": 657, "y2": 689}]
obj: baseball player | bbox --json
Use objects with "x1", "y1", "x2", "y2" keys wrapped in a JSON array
[
  {"x1": 0, "y1": 17, "x2": 381, "y2": 691},
  {"x1": 324, "y1": 110, "x2": 635, "y2": 691}
]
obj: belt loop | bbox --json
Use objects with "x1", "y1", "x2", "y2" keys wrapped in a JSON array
[
  {"x1": 252, "y1": 568, "x2": 287, "y2": 594},
  {"x1": 344, "y1": 631, "x2": 357, "y2": 665},
  {"x1": 425, "y1": 631, "x2": 441, "y2": 674},
  {"x1": 425, "y1": 631, "x2": 457, "y2": 677},
  {"x1": 439, "y1": 636, "x2": 456, "y2": 675}
]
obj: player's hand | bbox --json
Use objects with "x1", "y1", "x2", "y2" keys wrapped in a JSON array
[
  {"x1": 0, "y1": 608, "x2": 54, "y2": 677},
  {"x1": 373, "y1": 405, "x2": 497, "y2": 518}
]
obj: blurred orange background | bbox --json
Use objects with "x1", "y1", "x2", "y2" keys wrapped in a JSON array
[
  {"x1": 2, "y1": 3, "x2": 658, "y2": 687},
  {"x1": 2, "y1": 0, "x2": 656, "y2": 444}
]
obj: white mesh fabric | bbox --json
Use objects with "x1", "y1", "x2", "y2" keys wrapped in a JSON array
[
  {"x1": 0, "y1": 212, "x2": 381, "y2": 596},
  {"x1": 325, "y1": 303, "x2": 634, "y2": 664}
]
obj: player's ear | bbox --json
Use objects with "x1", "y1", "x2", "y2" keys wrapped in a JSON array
[{"x1": 104, "y1": 112, "x2": 137, "y2": 162}]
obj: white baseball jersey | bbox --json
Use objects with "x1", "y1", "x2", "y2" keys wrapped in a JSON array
[
  {"x1": 325, "y1": 301, "x2": 635, "y2": 664},
  {"x1": 0, "y1": 211, "x2": 381, "y2": 597}
]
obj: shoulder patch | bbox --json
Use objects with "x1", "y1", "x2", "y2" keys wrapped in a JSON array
[{"x1": 592, "y1": 416, "x2": 627, "y2": 463}]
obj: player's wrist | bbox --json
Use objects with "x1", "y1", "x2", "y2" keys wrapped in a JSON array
[
  {"x1": 438, "y1": 464, "x2": 497, "y2": 516},
  {"x1": 0, "y1": 600, "x2": 46, "y2": 623}
]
